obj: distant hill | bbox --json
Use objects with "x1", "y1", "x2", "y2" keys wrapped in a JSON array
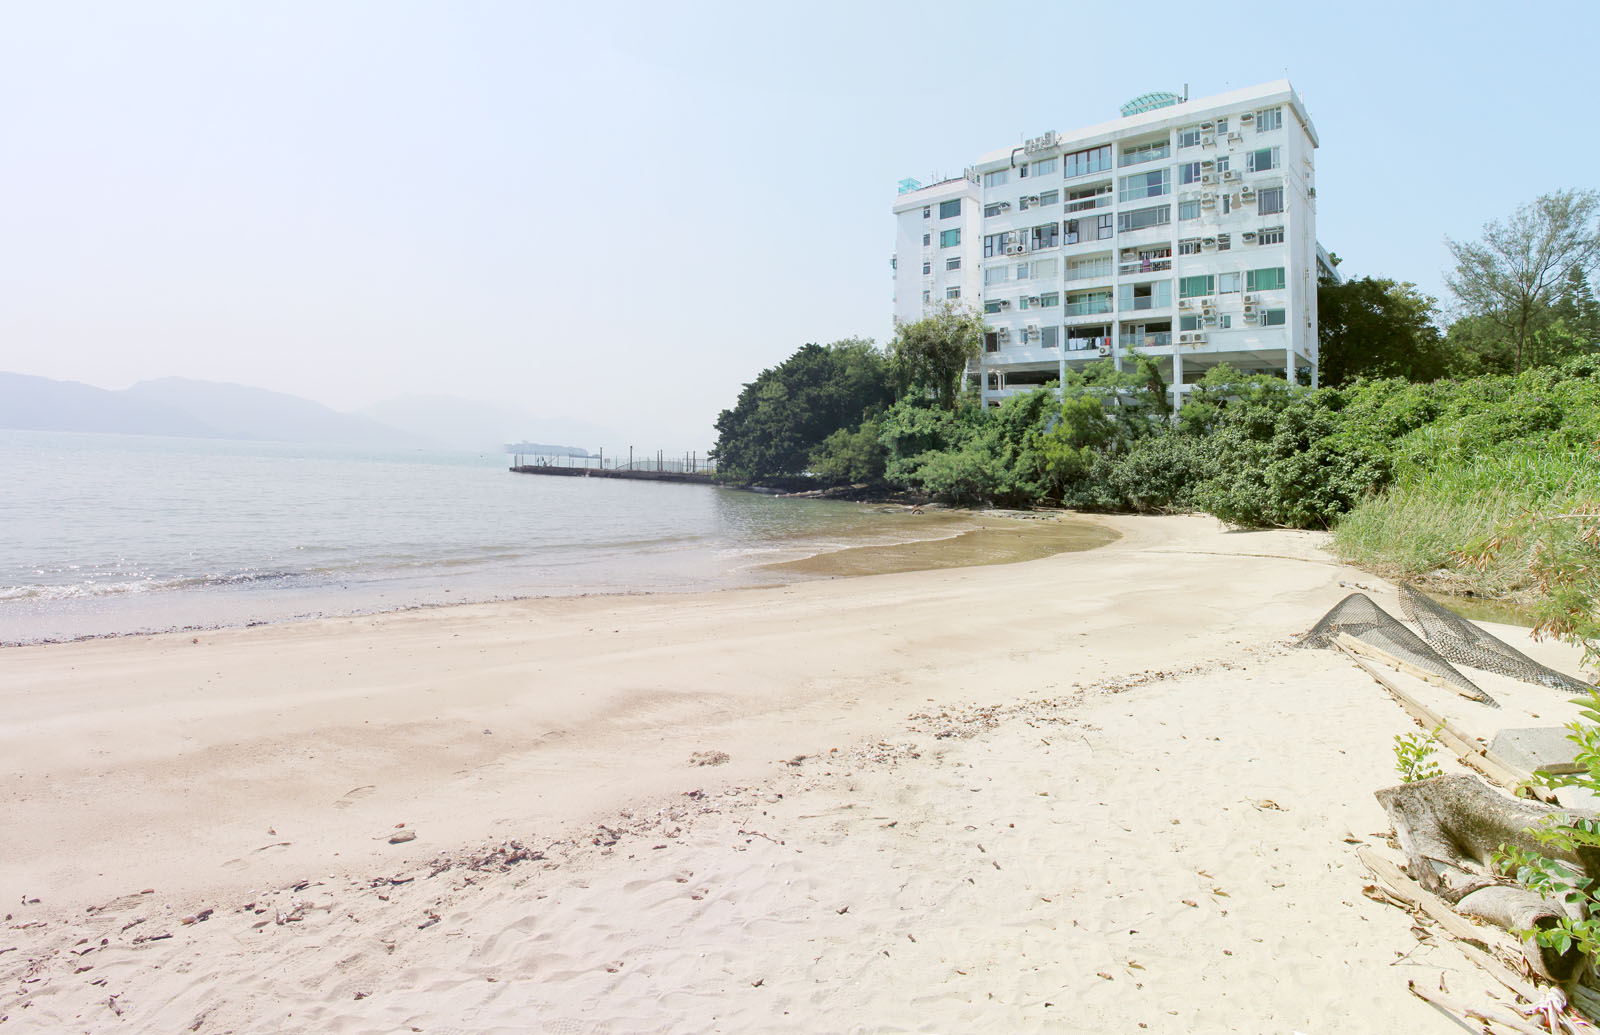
[
  {"x1": 0, "y1": 372, "x2": 221, "y2": 438},
  {"x1": 359, "y1": 393, "x2": 614, "y2": 454},
  {"x1": 124, "y1": 377, "x2": 417, "y2": 448}
]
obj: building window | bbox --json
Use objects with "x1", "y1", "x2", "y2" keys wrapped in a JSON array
[
  {"x1": 1040, "y1": 326, "x2": 1059, "y2": 348},
  {"x1": 985, "y1": 266, "x2": 1008, "y2": 285},
  {"x1": 1180, "y1": 314, "x2": 1200, "y2": 331},
  {"x1": 939, "y1": 199, "x2": 961, "y2": 219},
  {"x1": 1119, "y1": 139, "x2": 1170, "y2": 167},
  {"x1": 1217, "y1": 233, "x2": 1231, "y2": 251},
  {"x1": 940, "y1": 228, "x2": 961, "y2": 248},
  {"x1": 1222, "y1": 194, "x2": 1231, "y2": 215},
  {"x1": 1065, "y1": 290, "x2": 1113, "y2": 315},
  {"x1": 1179, "y1": 162, "x2": 1202, "y2": 185},
  {"x1": 922, "y1": 261, "x2": 931, "y2": 275},
  {"x1": 1257, "y1": 226, "x2": 1285, "y2": 245},
  {"x1": 1033, "y1": 157, "x2": 1057, "y2": 177},
  {"x1": 984, "y1": 331, "x2": 1001, "y2": 351},
  {"x1": 1117, "y1": 204, "x2": 1170, "y2": 233},
  {"x1": 1097, "y1": 214, "x2": 1114, "y2": 239},
  {"x1": 1215, "y1": 118, "x2": 1228, "y2": 134},
  {"x1": 946, "y1": 257, "x2": 961, "y2": 271},
  {"x1": 1179, "y1": 274, "x2": 1215, "y2": 298},
  {"x1": 1218, "y1": 272, "x2": 1241, "y2": 294},
  {"x1": 922, "y1": 290, "x2": 930, "y2": 303},
  {"x1": 1177, "y1": 237, "x2": 1202, "y2": 255},
  {"x1": 984, "y1": 170, "x2": 1009, "y2": 188},
  {"x1": 1066, "y1": 184, "x2": 1112, "y2": 212},
  {"x1": 1066, "y1": 256, "x2": 1112, "y2": 280},
  {"x1": 1177, "y1": 126, "x2": 1202, "y2": 149},
  {"x1": 1118, "y1": 280, "x2": 1171, "y2": 311},
  {"x1": 983, "y1": 202, "x2": 1006, "y2": 217},
  {"x1": 1064, "y1": 145, "x2": 1112, "y2": 178},
  {"x1": 984, "y1": 232, "x2": 1019, "y2": 257},
  {"x1": 1261, "y1": 308, "x2": 1287, "y2": 326},
  {"x1": 1029, "y1": 257, "x2": 1057, "y2": 278},
  {"x1": 1037, "y1": 189, "x2": 1059, "y2": 207},
  {"x1": 1256, "y1": 107, "x2": 1283, "y2": 132},
  {"x1": 1039, "y1": 292, "x2": 1060, "y2": 307},
  {"x1": 1179, "y1": 200, "x2": 1201, "y2": 221},
  {"x1": 984, "y1": 300, "x2": 1004, "y2": 314},
  {"x1": 1257, "y1": 187, "x2": 1284, "y2": 214},
  {"x1": 1215, "y1": 155, "x2": 1230, "y2": 174},
  {"x1": 1247, "y1": 267, "x2": 1286, "y2": 291},
  {"x1": 923, "y1": 206, "x2": 930, "y2": 219},
  {"x1": 1031, "y1": 222, "x2": 1060, "y2": 249},
  {"x1": 922, "y1": 233, "x2": 930, "y2": 246},
  {"x1": 946, "y1": 287, "x2": 961, "y2": 300},
  {"x1": 1219, "y1": 314, "x2": 1232, "y2": 328},
  {"x1": 1016, "y1": 261, "x2": 1031, "y2": 281},
  {"x1": 1246, "y1": 147, "x2": 1280, "y2": 173},
  {"x1": 1118, "y1": 169, "x2": 1170, "y2": 203}
]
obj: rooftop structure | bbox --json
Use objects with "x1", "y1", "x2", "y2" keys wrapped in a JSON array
[{"x1": 891, "y1": 80, "x2": 1323, "y2": 410}]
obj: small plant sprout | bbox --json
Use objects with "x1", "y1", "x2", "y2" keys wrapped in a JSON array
[{"x1": 1394, "y1": 726, "x2": 1444, "y2": 783}]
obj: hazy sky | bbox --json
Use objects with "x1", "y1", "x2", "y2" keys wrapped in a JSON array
[{"x1": 3, "y1": 1, "x2": 1596, "y2": 450}]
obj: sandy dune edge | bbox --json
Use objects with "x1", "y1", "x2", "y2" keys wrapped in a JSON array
[{"x1": 2, "y1": 514, "x2": 1587, "y2": 1032}]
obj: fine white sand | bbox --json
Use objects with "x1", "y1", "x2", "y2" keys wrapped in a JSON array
[{"x1": 1, "y1": 514, "x2": 1590, "y2": 1033}]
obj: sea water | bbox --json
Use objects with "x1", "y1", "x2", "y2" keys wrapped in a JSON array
[{"x1": 0, "y1": 430, "x2": 972, "y2": 644}]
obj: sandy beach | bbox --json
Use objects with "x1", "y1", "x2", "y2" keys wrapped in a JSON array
[{"x1": 2, "y1": 513, "x2": 1592, "y2": 1033}]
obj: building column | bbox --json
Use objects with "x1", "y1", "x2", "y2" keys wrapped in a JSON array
[
  {"x1": 1171, "y1": 347, "x2": 1184, "y2": 413},
  {"x1": 1285, "y1": 344, "x2": 1295, "y2": 385}
]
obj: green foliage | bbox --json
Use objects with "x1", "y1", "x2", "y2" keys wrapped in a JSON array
[
  {"x1": 711, "y1": 338, "x2": 891, "y2": 484},
  {"x1": 887, "y1": 302, "x2": 986, "y2": 410},
  {"x1": 807, "y1": 418, "x2": 887, "y2": 486},
  {"x1": 1393, "y1": 728, "x2": 1444, "y2": 783},
  {"x1": 1446, "y1": 189, "x2": 1600, "y2": 374},
  {"x1": 1317, "y1": 276, "x2": 1447, "y2": 387}
]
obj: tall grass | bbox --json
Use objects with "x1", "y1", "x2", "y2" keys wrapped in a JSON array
[{"x1": 1334, "y1": 445, "x2": 1600, "y2": 597}]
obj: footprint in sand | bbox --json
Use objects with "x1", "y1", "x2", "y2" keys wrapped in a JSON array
[{"x1": 333, "y1": 785, "x2": 377, "y2": 809}]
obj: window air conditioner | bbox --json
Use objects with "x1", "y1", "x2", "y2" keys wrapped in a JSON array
[
  {"x1": 1240, "y1": 111, "x2": 1255, "y2": 121},
  {"x1": 1228, "y1": 131, "x2": 1243, "y2": 142},
  {"x1": 1026, "y1": 324, "x2": 1041, "y2": 334},
  {"x1": 1201, "y1": 159, "x2": 1216, "y2": 169},
  {"x1": 1199, "y1": 121, "x2": 1214, "y2": 131},
  {"x1": 1027, "y1": 296, "x2": 1041, "y2": 305},
  {"x1": 1202, "y1": 236, "x2": 1217, "y2": 246},
  {"x1": 1242, "y1": 232, "x2": 1257, "y2": 242}
]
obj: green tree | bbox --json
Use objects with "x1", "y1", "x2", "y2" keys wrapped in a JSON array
[
  {"x1": 710, "y1": 338, "x2": 891, "y2": 483},
  {"x1": 1316, "y1": 276, "x2": 1446, "y2": 386},
  {"x1": 887, "y1": 302, "x2": 986, "y2": 410},
  {"x1": 1446, "y1": 189, "x2": 1600, "y2": 373}
]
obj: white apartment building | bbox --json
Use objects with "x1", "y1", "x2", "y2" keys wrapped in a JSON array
[{"x1": 891, "y1": 80, "x2": 1330, "y2": 409}]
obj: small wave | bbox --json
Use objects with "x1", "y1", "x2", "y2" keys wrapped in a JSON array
[{"x1": 0, "y1": 568, "x2": 303, "y2": 602}]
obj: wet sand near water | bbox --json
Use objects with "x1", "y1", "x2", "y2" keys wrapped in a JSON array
[{"x1": 764, "y1": 514, "x2": 1119, "y2": 577}]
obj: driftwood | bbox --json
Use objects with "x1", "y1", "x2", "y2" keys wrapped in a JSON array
[
  {"x1": 1376, "y1": 775, "x2": 1598, "y2": 981},
  {"x1": 1338, "y1": 641, "x2": 1552, "y2": 800}
]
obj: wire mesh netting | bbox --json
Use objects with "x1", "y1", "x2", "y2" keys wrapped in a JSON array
[
  {"x1": 1297, "y1": 592, "x2": 1497, "y2": 706},
  {"x1": 1398, "y1": 583, "x2": 1593, "y2": 693}
]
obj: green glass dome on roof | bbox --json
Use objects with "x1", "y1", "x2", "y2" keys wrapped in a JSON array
[{"x1": 1121, "y1": 91, "x2": 1182, "y2": 117}]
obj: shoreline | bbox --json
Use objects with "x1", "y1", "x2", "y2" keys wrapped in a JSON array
[
  {"x1": 0, "y1": 509, "x2": 1114, "y2": 649},
  {"x1": 4, "y1": 513, "x2": 1587, "y2": 1032}
]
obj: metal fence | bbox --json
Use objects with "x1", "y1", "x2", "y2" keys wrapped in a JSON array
[{"x1": 509, "y1": 449, "x2": 717, "y2": 475}]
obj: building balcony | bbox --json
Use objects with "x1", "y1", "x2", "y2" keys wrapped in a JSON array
[
  {"x1": 1124, "y1": 332, "x2": 1172, "y2": 348},
  {"x1": 1064, "y1": 300, "x2": 1113, "y2": 318},
  {"x1": 1118, "y1": 258, "x2": 1172, "y2": 275},
  {"x1": 1120, "y1": 296, "x2": 1170, "y2": 313}
]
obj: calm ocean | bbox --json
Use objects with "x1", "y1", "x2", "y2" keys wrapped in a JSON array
[{"x1": 0, "y1": 431, "x2": 962, "y2": 645}]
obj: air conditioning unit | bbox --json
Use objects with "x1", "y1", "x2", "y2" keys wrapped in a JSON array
[
  {"x1": 1201, "y1": 192, "x2": 1215, "y2": 204},
  {"x1": 1026, "y1": 195, "x2": 1040, "y2": 203},
  {"x1": 1027, "y1": 296, "x2": 1041, "y2": 305},
  {"x1": 1200, "y1": 159, "x2": 1216, "y2": 170},
  {"x1": 1199, "y1": 121, "x2": 1214, "y2": 131},
  {"x1": 999, "y1": 201, "x2": 1012, "y2": 210},
  {"x1": 1192, "y1": 333, "x2": 1207, "y2": 344},
  {"x1": 1240, "y1": 111, "x2": 1255, "y2": 122},
  {"x1": 1227, "y1": 131, "x2": 1243, "y2": 143},
  {"x1": 997, "y1": 298, "x2": 1012, "y2": 308},
  {"x1": 1178, "y1": 332, "x2": 1193, "y2": 344},
  {"x1": 1178, "y1": 298, "x2": 1192, "y2": 309},
  {"x1": 1222, "y1": 170, "x2": 1240, "y2": 182},
  {"x1": 1201, "y1": 134, "x2": 1215, "y2": 146},
  {"x1": 1201, "y1": 297, "x2": 1216, "y2": 310},
  {"x1": 1240, "y1": 187, "x2": 1256, "y2": 201},
  {"x1": 1005, "y1": 243, "x2": 1026, "y2": 255},
  {"x1": 997, "y1": 327, "x2": 1011, "y2": 340},
  {"x1": 1202, "y1": 236, "x2": 1217, "y2": 248},
  {"x1": 1242, "y1": 231, "x2": 1257, "y2": 242},
  {"x1": 1201, "y1": 173, "x2": 1216, "y2": 185},
  {"x1": 1242, "y1": 293, "x2": 1258, "y2": 304},
  {"x1": 1243, "y1": 303, "x2": 1257, "y2": 314},
  {"x1": 1097, "y1": 344, "x2": 1112, "y2": 357},
  {"x1": 1026, "y1": 324, "x2": 1041, "y2": 335}
]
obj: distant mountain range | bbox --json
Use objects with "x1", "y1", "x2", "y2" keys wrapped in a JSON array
[{"x1": 0, "y1": 373, "x2": 609, "y2": 454}]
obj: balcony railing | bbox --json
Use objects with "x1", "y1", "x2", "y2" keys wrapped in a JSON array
[
  {"x1": 1066, "y1": 262, "x2": 1114, "y2": 282},
  {"x1": 1065, "y1": 299, "x2": 1113, "y2": 316},
  {"x1": 1066, "y1": 195, "x2": 1111, "y2": 213},
  {"x1": 1065, "y1": 335, "x2": 1112, "y2": 352},
  {"x1": 1124, "y1": 332, "x2": 1172, "y2": 348},
  {"x1": 1121, "y1": 296, "x2": 1168, "y2": 312},
  {"x1": 1119, "y1": 259, "x2": 1172, "y2": 275}
]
